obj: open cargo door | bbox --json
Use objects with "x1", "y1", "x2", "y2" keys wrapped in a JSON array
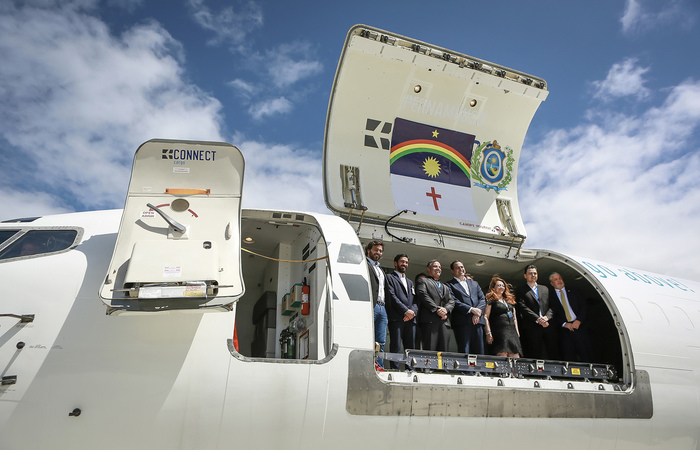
[
  {"x1": 324, "y1": 25, "x2": 548, "y2": 249},
  {"x1": 100, "y1": 139, "x2": 245, "y2": 314}
]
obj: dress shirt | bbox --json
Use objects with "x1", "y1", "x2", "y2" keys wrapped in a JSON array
[
  {"x1": 367, "y1": 257, "x2": 385, "y2": 305},
  {"x1": 396, "y1": 271, "x2": 408, "y2": 292},
  {"x1": 556, "y1": 288, "x2": 577, "y2": 323}
]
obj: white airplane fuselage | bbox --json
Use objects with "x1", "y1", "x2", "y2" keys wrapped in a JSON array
[
  {"x1": 1, "y1": 207, "x2": 698, "y2": 449},
  {"x1": 2, "y1": 24, "x2": 699, "y2": 449}
]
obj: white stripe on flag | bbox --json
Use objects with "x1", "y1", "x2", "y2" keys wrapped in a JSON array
[{"x1": 390, "y1": 174, "x2": 477, "y2": 221}]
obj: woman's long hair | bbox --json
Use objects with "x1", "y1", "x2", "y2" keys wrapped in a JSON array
[{"x1": 485, "y1": 276, "x2": 516, "y2": 304}]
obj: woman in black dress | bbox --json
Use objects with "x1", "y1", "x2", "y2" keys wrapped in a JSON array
[{"x1": 484, "y1": 276, "x2": 522, "y2": 357}]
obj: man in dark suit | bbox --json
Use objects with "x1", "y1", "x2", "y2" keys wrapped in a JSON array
[
  {"x1": 516, "y1": 264, "x2": 559, "y2": 360},
  {"x1": 385, "y1": 254, "x2": 418, "y2": 369},
  {"x1": 416, "y1": 260, "x2": 454, "y2": 351},
  {"x1": 549, "y1": 272, "x2": 593, "y2": 363},
  {"x1": 365, "y1": 239, "x2": 387, "y2": 368},
  {"x1": 446, "y1": 260, "x2": 486, "y2": 355}
]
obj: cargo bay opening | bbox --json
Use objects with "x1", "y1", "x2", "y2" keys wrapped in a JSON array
[
  {"x1": 233, "y1": 210, "x2": 334, "y2": 362},
  {"x1": 365, "y1": 234, "x2": 627, "y2": 385},
  {"x1": 230, "y1": 209, "x2": 627, "y2": 387}
]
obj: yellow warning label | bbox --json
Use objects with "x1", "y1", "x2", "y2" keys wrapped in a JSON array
[
  {"x1": 572, "y1": 368, "x2": 581, "y2": 375},
  {"x1": 437, "y1": 352, "x2": 443, "y2": 369},
  {"x1": 485, "y1": 362, "x2": 495, "y2": 369}
]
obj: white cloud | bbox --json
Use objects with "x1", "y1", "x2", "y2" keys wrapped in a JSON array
[
  {"x1": 520, "y1": 79, "x2": 700, "y2": 281},
  {"x1": 228, "y1": 78, "x2": 257, "y2": 99},
  {"x1": 592, "y1": 58, "x2": 650, "y2": 101},
  {"x1": 266, "y1": 42, "x2": 324, "y2": 88},
  {"x1": 188, "y1": 0, "x2": 263, "y2": 48},
  {"x1": 1, "y1": 191, "x2": 73, "y2": 221},
  {"x1": 225, "y1": 41, "x2": 323, "y2": 120},
  {"x1": 248, "y1": 97, "x2": 293, "y2": 120},
  {"x1": 0, "y1": 3, "x2": 224, "y2": 220},
  {"x1": 233, "y1": 134, "x2": 326, "y2": 214},
  {"x1": 621, "y1": 0, "x2": 695, "y2": 35}
]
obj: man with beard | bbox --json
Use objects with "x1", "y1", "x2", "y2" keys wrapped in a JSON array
[
  {"x1": 365, "y1": 240, "x2": 387, "y2": 368},
  {"x1": 385, "y1": 254, "x2": 418, "y2": 369}
]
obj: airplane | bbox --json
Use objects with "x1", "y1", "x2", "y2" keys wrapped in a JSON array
[{"x1": 1, "y1": 24, "x2": 698, "y2": 449}]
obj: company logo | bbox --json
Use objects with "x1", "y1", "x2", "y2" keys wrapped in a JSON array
[
  {"x1": 162, "y1": 148, "x2": 217, "y2": 161},
  {"x1": 471, "y1": 140, "x2": 514, "y2": 192},
  {"x1": 364, "y1": 118, "x2": 392, "y2": 150}
]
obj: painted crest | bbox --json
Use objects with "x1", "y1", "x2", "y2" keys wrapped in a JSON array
[{"x1": 471, "y1": 140, "x2": 514, "y2": 192}]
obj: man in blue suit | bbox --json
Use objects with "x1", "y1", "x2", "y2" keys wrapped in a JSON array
[
  {"x1": 385, "y1": 254, "x2": 418, "y2": 369},
  {"x1": 446, "y1": 260, "x2": 486, "y2": 354}
]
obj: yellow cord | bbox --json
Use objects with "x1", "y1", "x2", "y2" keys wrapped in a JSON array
[{"x1": 241, "y1": 247, "x2": 329, "y2": 263}]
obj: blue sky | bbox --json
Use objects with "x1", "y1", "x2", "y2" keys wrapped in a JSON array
[{"x1": 1, "y1": 0, "x2": 699, "y2": 280}]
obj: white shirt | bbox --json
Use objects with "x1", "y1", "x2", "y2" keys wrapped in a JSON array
[
  {"x1": 453, "y1": 277, "x2": 470, "y2": 296},
  {"x1": 367, "y1": 257, "x2": 385, "y2": 305},
  {"x1": 395, "y1": 271, "x2": 408, "y2": 293},
  {"x1": 453, "y1": 277, "x2": 474, "y2": 313}
]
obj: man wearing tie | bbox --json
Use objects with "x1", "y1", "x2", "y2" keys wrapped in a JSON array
[
  {"x1": 446, "y1": 260, "x2": 486, "y2": 355},
  {"x1": 416, "y1": 260, "x2": 455, "y2": 351},
  {"x1": 516, "y1": 265, "x2": 559, "y2": 360},
  {"x1": 385, "y1": 254, "x2": 418, "y2": 369},
  {"x1": 549, "y1": 272, "x2": 593, "y2": 362}
]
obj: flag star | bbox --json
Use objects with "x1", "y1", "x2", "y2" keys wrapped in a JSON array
[{"x1": 432, "y1": 130, "x2": 439, "y2": 138}]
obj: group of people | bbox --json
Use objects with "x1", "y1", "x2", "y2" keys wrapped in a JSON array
[{"x1": 365, "y1": 239, "x2": 594, "y2": 370}]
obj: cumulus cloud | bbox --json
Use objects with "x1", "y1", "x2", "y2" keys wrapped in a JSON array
[
  {"x1": 621, "y1": 0, "x2": 695, "y2": 35},
  {"x1": 592, "y1": 58, "x2": 650, "y2": 101},
  {"x1": 188, "y1": 0, "x2": 263, "y2": 48},
  {"x1": 520, "y1": 78, "x2": 700, "y2": 280},
  {"x1": 233, "y1": 133, "x2": 326, "y2": 214},
  {"x1": 248, "y1": 97, "x2": 293, "y2": 120},
  {"x1": 0, "y1": 2, "x2": 224, "y2": 220},
  {"x1": 266, "y1": 42, "x2": 324, "y2": 88},
  {"x1": 224, "y1": 40, "x2": 324, "y2": 120}
]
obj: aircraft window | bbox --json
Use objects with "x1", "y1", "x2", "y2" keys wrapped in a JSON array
[
  {"x1": 0, "y1": 229, "x2": 79, "y2": 260},
  {"x1": 0, "y1": 230, "x2": 20, "y2": 246},
  {"x1": 337, "y1": 243, "x2": 364, "y2": 264}
]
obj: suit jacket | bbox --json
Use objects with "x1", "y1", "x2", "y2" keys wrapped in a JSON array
[
  {"x1": 366, "y1": 258, "x2": 384, "y2": 306},
  {"x1": 446, "y1": 278, "x2": 486, "y2": 326},
  {"x1": 516, "y1": 284, "x2": 553, "y2": 330},
  {"x1": 550, "y1": 287, "x2": 587, "y2": 328},
  {"x1": 385, "y1": 272, "x2": 417, "y2": 323},
  {"x1": 416, "y1": 277, "x2": 455, "y2": 326}
]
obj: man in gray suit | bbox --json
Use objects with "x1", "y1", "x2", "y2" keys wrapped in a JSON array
[{"x1": 416, "y1": 260, "x2": 454, "y2": 351}]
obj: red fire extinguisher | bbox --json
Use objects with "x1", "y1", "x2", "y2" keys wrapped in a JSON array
[{"x1": 301, "y1": 278, "x2": 310, "y2": 315}]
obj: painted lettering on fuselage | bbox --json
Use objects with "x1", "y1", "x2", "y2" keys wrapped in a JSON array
[
  {"x1": 582, "y1": 260, "x2": 694, "y2": 292},
  {"x1": 402, "y1": 95, "x2": 486, "y2": 126}
]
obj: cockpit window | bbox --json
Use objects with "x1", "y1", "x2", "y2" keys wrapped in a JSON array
[
  {"x1": 0, "y1": 229, "x2": 80, "y2": 260},
  {"x1": 0, "y1": 230, "x2": 19, "y2": 246}
]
